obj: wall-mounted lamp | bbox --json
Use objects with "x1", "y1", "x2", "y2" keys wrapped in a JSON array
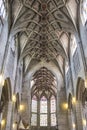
[
  {"x1": 72, "y1": 123, "x2": 76, "y2": 128},
  {"x1": 12, "y1": 122, "x2": 17, "y2": 129},
  {"x1": 85, "y1": 79, "x2": 87, "y2": 88},
  {"x1": 12, "y1": 94, "x2": 16, "y2": 103},
  {"x1": 62, "y1": 103, "x2": 68, "y2": 110},
  {"x1": 0, "y1": 74, "x2": 4, "y2": 86},
  {"x1": 72, "y1": 97, "x2": 76, "y2": 105},
  {"x1": 83, "y1": 119, "x2": 86, "y2": 126},
  {"x1": 1, "y1": 119, "x2": 5, "y2": 128},
  {"x1": 18, "y1": 104, "x2": 25, "y2": 112}
]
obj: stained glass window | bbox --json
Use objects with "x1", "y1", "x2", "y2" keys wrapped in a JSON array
[
  {"x1": 31, "y1": 95, "x2": 37, "y2": 126},
  {"x1": 50, "y1": 96, "x2": 56, "y2": 126},
  {"x1": 32, "y1": 95, "x2": 37, "y2": 112},
  {"x1": 40, "y1": 114, "x2": 47, "y2": 126},
  {"x1": 40, "y1": 96, "x2": 47, "y2": 113},
  {"x1": 51, "y1": 114, "x2": 56, "y2": 126},
  {"x1": 51, "y1": 96, "x2": 56, "y2": 113},
  {"x1": 31, "y1": 95, "x2": 57, "y2": 127},
  {"x1": 40, "y1": 96, "x2": 47, "y2": 126},
  {"x1": 31, "y1": 114, "x2": 37, "y2": 126}
]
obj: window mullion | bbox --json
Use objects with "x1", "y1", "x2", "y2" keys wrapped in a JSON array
[
  {"x1": 38, "y1": 99, "x2": 40, "y2": 127},
  {"x1": 48, "y1": 98, "x2": 51, "y2": 127}
]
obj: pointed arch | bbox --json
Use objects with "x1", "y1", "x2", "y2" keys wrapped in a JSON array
[
  {"x1": 2, "y1": 77, "x2": 12, "y2": 101},
  {"x1": 76, "y1": 77, "x2": 85, "y2": 101}
]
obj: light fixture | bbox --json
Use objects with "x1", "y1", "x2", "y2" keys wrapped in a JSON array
[
  {"x1": 64, "y1": 103, "x2": 68, "y2": 109},
  {"x1": 83, "y1": 119, "x2": 86, "y2": 126},
  {"x1": 85, "y1": 79, "x2": 87, "y2": 88},
  {"x1": 0, "y1": 74, "x2": 4, "y2": 86},
  {"x1": 72, "y1": 123, "x2": 76, "y2": 128},
  {"x1": 12, "y1": 94, "x2": 16, "y2": 103},
  {"x1": 72, "y1": 97, "x2": 76, "y2": 104},
  {"x1": 13, "y1": 122, "x2": 17, "y2": 129},
  {"x1": 19, "y1": 104, "x2": 25, "y2": 112},
  {"x1": 62, "y1": 103, "x2": 68, "y2": 110},
  {"x1": 1, "y1": 119, "x2": 5, "y2": 127}
]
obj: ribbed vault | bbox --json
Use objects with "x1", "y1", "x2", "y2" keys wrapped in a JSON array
[
  {"x1": 10, "y1": 0, "x2": 78, "y2": 126},
  {"x1": 11, "y1": 0, "x2": 76, "y2": 73},
  {"x1": 31, "y1": 67, "x2": 57, "y2": 98}
]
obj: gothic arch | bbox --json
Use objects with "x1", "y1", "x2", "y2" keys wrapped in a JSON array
[
  {"x1": 68, "y1": 93, "x2": 72, "y2": 110},
  {"x1": 76, "y1": 77, "x2": 85, "y2": 101},
  {"x1": 1, "y1": 77, "x2": 12, "y2": 102}
]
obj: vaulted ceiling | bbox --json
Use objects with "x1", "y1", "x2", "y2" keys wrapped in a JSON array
[
  {"x1": 10, "y1": 0, "x2": 78, "y2": 125},
  {"x1": 31, "y1": 67, "x2": 57, "y2": 98},
  {"x1": 11, "y1": 0, "x2": 78, "y2": 95},
  {"x1": 11, "y1": 0, "x2": 77, "y2": 69}
]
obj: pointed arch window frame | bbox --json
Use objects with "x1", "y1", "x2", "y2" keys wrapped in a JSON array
[
  {"x1": 40, "y1": 96, "x2": 48, "y2": 126},
  {"x1": 31, "y1": 95, "x2": 37, "y2": 126},
  {"x1": 50, "y1": 95, "x2": 56, "y2": 126}
]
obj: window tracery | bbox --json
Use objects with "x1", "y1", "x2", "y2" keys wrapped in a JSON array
[
  {"x1": 50, "y1": 96, "x2": 56, "y2": 126},
  {"x1": 31, "y1": 95, "x2": 57, "y2": 127},
  {"x1": 40, "y1": 96, "x2": 47, "y2": 126},
  {"x1": 31, "y1": 95, "x2": 37, "y2": 126}
]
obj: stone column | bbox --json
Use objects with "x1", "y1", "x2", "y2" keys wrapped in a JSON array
[
  {"x1": 75, "y1": 101, "x2": 83, "y2": 130},
  {"x1": 5, "y1": 101, "x2": 13, "y2": 130},
  {"x1": 57, "y1": 88, "x2": 69, "y2": 130},
  {"x1": 68, "y1": 109, "x2": 73, "y2": 130},
  {"x1": 28, "y1": 81, "x2": 31, "y2": 130}
]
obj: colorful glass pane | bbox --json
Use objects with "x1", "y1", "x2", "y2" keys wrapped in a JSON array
[
  {"x1": 31, "y1": 114, "x2": 37, "y2": 126},
  {"x1": 51, "y1": 96, "x2": 56, "y2": 113},
  {"x1": 51, "y1": 114, "x2": 56, "y2": 126},
  {"x1": 40, "y1": 96, "x2": 47, "y2": 113},
  {"x1": 32, "y1": 95, "x2": 37, "y2": 112},
  {"x1": 40, "y1": 114, "x2": 47, "y2": 126}
]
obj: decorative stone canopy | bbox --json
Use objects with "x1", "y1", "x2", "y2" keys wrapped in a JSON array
[{"x1": 31, "y1": 67, "x2": 57, "y2": 98}]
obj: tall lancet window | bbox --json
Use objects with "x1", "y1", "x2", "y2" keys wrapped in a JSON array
[
  {"x1": 50, "y1": 96, "x2": 56, "y2": 126},
  {"x1": 40, "y1": 96, "x2": 47, "y2": 126},
  {"x1": 31, "y1": 95, "x2": 37, "y2": 126}
]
